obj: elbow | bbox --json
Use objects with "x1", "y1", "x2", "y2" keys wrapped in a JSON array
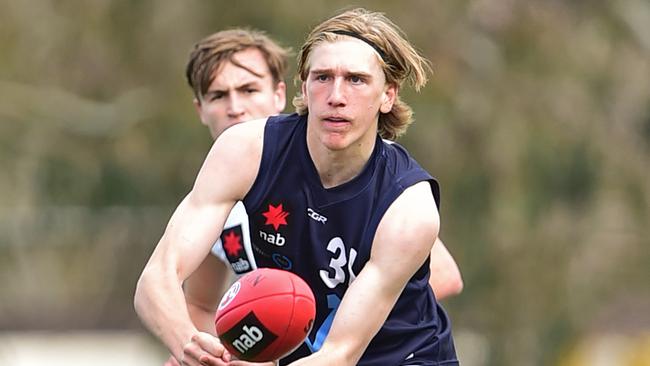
[
  {"x1": 449, "y1": 276, "x2": 464, "y2": 296},
  {"x1": 449, "y1": 262, "x2": 464, "y2": 295},
  {"x1": 133, "y1": 267, "x2": 153, "y2": 318},
  {"x1": 430, "y1": 271, "x2": 464, "y2": 300},
  {"x1": 443, "y1": 268, "x2": 464, "y2": 297},
  {"x1": 133, "y1": 273, "x2": 145, "y2": 317}
]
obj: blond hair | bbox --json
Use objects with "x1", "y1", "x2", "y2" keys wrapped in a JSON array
[
  {"x1": 186, "y1": 28, "x2": 291, "y2": 100},
  {"x1": 293, "y1": 8, "x2": 432, "y2": 140}
]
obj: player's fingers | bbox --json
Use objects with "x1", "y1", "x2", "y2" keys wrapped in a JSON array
[
  {"x1": 198, "y1": 353, "x2": 230, "y2": 366},
  {"x1": 181, "y1": 338, "x2": 212, "y2": 366},
  {"x1": 192, "y1": 332, "x2": 228, "y2": 358},
  {"x1": 196, "y1": 347, "x2": 231, "y2": 366},
  {"x1": 182, "y1": 333, "x2": 229, "y2": 366},
  {"x1": 222, "y1": 348, "x2": 232, "y2": 362}
]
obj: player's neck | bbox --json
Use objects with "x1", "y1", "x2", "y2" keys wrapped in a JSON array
[{"x1": 307, "y1": 132, "x2": 376, "y2": 189}]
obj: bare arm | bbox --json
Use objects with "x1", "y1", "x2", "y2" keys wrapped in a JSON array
[
  {"x1": 134, "y1": 119, "x2": 264, "y2": 365},
  {"x1": 429, "y1": 238, "x2": 463, "y2": 300},
  {"x1": 163, "y1": 255, "x2": 233, "y2": 366},
  {"x1": 184, "y1": 255, "x2": 234, "y2": 334},
  {"x1": 288, "y1": 181, "x2": 439, "y2": 366}
]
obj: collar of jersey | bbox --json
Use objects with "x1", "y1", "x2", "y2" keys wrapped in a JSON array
[{"x1": 298, "y1": 115, "x2": 383, "y2": 208}]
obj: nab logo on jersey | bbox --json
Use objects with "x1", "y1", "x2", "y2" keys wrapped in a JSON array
[
  {"x1": 221, "y1": 225, "x2": 253, "y2": 275},
  {"x1": 259, "y1": 231, "x2": 286, "y2": 246},
  {"x1": 223, "y1": 229, "x2": 243, "y2": 257},
  {"x1": 231, "y1": 258, "x2": 250, "y2": 272},
  {"x1": 262, "y1": 203, "x2": 289, "y2": 231},
  {"x1": 260, "y1": 203, "x2": 289, "y2": 247},
  {"x1": 219, "y1": 312, "x2": 277, "y2": 359}
]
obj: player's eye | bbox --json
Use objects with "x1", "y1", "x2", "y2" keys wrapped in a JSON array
[
  {"x1": 349, "y1": 75, "x2": 364, "y2": 84},
  {"x1": 210, "y1": 92, "x2": 226, "y2": 100},
  {"x1": 315, "y1": 74, "x2": 329, "y2": 82}
]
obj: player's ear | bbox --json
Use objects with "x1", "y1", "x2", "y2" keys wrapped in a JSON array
[
  {"x1": 274, "y1": 81, "x2": 287, "y2": 113},
  {"x1": 193, "y1": 98, "x2": 208, "y2": 127},
  {"x1": 300, "y1": 82, "x2": 308, "y2": 105},
  {"x1": 380, "y1": 83, "x2": 397, "y2": 114}
]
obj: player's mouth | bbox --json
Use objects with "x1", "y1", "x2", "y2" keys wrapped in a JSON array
[{"x1": 322, "y1": 115, "x2": 351, "y2": 125}]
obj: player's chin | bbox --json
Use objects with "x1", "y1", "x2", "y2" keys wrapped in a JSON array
[{"x1": 321, "y1": 134, "x2": 351, "y2": 151}]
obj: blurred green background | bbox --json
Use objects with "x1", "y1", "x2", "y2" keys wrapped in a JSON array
[{"x1": 1, "y1": 0, "x2": 649, "y2": 365}]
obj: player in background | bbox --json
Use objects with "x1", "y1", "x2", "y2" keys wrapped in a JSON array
[
  {"x1": 149, "y1": 22, "x2": 462, "y2": 366},
  {"x1": 162, "y1": 28, "x2": 289, "y2": 366}
]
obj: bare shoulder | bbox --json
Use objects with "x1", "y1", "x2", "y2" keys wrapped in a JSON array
[
  {"x1": 210, "y1": 117, "x2": 267, "y2": 159},
  {"x1": 373, "y1": 181, "x2": 439, "y2": 259},
  {"x1": 194, "y1": 118, "x2": 268, "y2": 202},
  {"x1": 382, "y1": 181, "x2": 439, "y2": 233}
]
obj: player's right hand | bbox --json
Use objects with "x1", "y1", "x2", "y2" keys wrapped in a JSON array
[{"x1": 180, "y1": 332, "x2": 231, "y2": 366}]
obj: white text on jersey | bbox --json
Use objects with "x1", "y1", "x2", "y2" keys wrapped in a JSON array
[{"x1": 307, "y1": 208, "x2": 327, "y2": 224}]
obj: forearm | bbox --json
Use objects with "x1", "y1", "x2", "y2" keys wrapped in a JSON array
[
  {"x1": 290, "y1": 265, "x2": 399, "y2": 366},
  {"x1": 183, "y1": 255, "x2": 233, "y2": 336},
  {"x1": 134, "y1": 265, "x2": 197, "y2": 360},
  {"x1": 186, "y1": 301, "x2": 218, "y2": 336}
]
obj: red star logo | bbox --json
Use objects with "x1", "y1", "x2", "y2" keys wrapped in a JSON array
[
  {"x1": 262, "y1": 203, "x2": 289, "y2": 231},
  {"x1": 222, "y1": 230, "x2": 242, "y2": 257}
]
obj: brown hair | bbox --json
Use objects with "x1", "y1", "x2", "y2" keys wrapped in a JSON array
[
  {"x1": 186, "y1": 28, "x2": 291, "y2": 100},
  {"x1": 293, "y1": 8, "x2": 432, "y2": 140}
]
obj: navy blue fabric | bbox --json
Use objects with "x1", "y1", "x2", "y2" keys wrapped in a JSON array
[{"x1": 242, "y1": 113, "x2": 458, "y2": 365}]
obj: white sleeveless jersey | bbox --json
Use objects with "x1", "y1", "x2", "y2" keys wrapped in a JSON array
[{"x1": 210, "y1": 201, "x2": 257, "y2": 275}]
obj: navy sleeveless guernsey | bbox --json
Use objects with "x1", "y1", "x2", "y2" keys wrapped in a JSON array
[{"x1": 241, "y1": 114, "x2": 458, "y2": 365}]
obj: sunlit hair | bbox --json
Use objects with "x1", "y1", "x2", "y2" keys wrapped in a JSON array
[
  {"x1": 186, "y1": 28, "x2": 291, "y2": 100},
  {"x1": 293, "y1": 8, "x2": 432, "y2": 140}
]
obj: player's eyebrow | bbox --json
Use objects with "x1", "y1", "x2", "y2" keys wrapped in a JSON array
[
  {"x1": 310, "y1": 68, "x2": 374, "y2": 79},
  {"x1": 235, "y1": 81, "x2": 262, "y2": 90},
  {"x1": 204, "y1": 80, "x2": 262, "y2": 97},
  {"x1": 204, "y1": 89, "x2": 227, "y2": 98}
]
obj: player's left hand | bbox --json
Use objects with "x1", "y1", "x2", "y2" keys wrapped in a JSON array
[{"x1": 180, "y1": 332, "x2": 231, "y2": 366}]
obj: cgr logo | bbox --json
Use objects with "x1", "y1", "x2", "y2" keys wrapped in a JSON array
[
  {"x1": 307, "y1": 208, "x2": 327, "y2": 224},
  {"x1": 219, "y1": 312, "x2": 277, "y2": 359}
]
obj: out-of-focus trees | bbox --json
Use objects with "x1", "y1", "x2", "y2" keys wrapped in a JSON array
[{"x1": 1, "y1": 1, "x2": 648, "y2": 365}]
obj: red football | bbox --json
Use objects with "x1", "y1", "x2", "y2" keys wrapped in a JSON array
[{"x1": 215, "y1": 268, "x2": 316, "y2": 362}]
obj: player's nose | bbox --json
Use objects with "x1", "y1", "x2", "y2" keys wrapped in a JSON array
[
  {"x1": 227, "y1": 94, "x2": 246, "y2": 118},
  {"x1": 327, "y1": 78, "x2": 346, "y2": 107}
]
